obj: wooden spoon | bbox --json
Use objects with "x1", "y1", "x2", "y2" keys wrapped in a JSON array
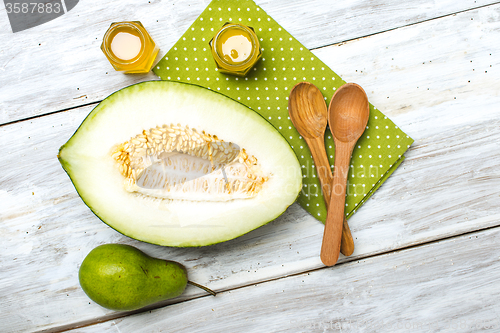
[
  {"x1": 288, "y1": 82, "x2": 355, "y2": 257},
  {"x1": 321, "y1": 83, "x2": 369, "y2": 266}
]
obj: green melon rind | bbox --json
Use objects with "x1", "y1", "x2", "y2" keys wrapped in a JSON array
[{"x1": 59, "y1": 81, "x2": 301, "y2": 247}]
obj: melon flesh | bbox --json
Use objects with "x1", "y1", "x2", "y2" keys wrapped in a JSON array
[{"x1": 59, "y1": 81, "x2": 302, "y2": 246}]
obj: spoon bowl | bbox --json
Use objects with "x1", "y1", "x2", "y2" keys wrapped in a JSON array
[
  {"x1": 288, "y1": 82, "x2": 327, "y2": 139},
  {"x1": 329, "y1": 83, "x2": 370, "y2": 142},
  {"x1": 289, "y1": 82, "x2": 355, "y2": 257},
  {"x1": 320, "y1": 83, "x2": 369, "y2": 266}
]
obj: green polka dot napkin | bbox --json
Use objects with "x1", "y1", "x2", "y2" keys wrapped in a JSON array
[{"x1": 153, "y1": 0, "x2": 413, "y2": 222}]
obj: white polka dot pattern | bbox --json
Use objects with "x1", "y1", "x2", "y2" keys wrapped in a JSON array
[{"x1": 153, "y1": 0, "x2": 414, "y2": 222}]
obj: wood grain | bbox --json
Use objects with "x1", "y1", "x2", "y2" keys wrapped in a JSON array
[
  {"x1": 0, "y1": 0, "x2": 497, "y2": 125},
  {"x1": 321, "y1": 83, "x2": 370, "y2": 265},
  {"x1": 288, "y1": 82, "x2": 355, "y2": 257},
  {"x1": 1, "y1": 2, "x2": 500, "y2": 333},
  {"x1": 76, "y1": 227, "x2": 500, "y2": 333},
  {"x1": 321, "y1": 141, "x2": 353, "y2": 266}
]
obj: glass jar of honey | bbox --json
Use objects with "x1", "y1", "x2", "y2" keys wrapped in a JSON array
[
  {"x1": 101, "y1": 21, "x2": 159, "y2": 74},
  {"x1": 209, "y1": 23, "x2": 262, "y2": 77}
]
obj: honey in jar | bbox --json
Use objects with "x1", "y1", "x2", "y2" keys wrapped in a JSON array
[
  {"x1": 101, "y1": 21, "x2": 159, "y2": 74},
  {"x1": 210, "y1": 23, "x2": 262, "y2": 76}
]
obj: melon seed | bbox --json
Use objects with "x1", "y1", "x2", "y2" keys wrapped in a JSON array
[{"x1": 111, "y1": 124, "x2": 269, "y2": 201}]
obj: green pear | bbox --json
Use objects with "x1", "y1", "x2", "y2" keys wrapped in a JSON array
[{"x1": 79, "y1": 244, "x2": 190, "y2": 311}]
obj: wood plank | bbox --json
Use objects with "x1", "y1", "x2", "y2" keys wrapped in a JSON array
[
  {"x1": 2, "y1": 4, "x2": 500, "y2": 332},
  {"x1": 77, "y1": 226, "x2": 500, "y2": 333},
  {"x1": 0, "y1": 0, "x2": 497, "y2": 124},
  {"x1": 314, "y1": 3, "x2": 500, "y2": 250}
]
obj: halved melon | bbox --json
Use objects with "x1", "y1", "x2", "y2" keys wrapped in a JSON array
[{"x1": 59, "y1": 81, "x2": 301, "y2": 246}]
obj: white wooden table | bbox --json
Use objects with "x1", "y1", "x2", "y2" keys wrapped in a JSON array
[{"x1": 1, "y1": 0, "x2": 500, "y2": 332}]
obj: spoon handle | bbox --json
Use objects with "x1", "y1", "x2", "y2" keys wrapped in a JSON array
[
  {"x1": 307, "y1": 136, "x2": 354, "y2": 256},
  {"x1": 321, "y1": 140, "x2": 354, "y2": 266},
  {"x1": 306, "y1": 136, "x2": 333, "y2": 198}
]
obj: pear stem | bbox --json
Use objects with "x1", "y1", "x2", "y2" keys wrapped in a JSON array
[{"x1": 188, "y1": 280, "x2": 217, "y2": 296}]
